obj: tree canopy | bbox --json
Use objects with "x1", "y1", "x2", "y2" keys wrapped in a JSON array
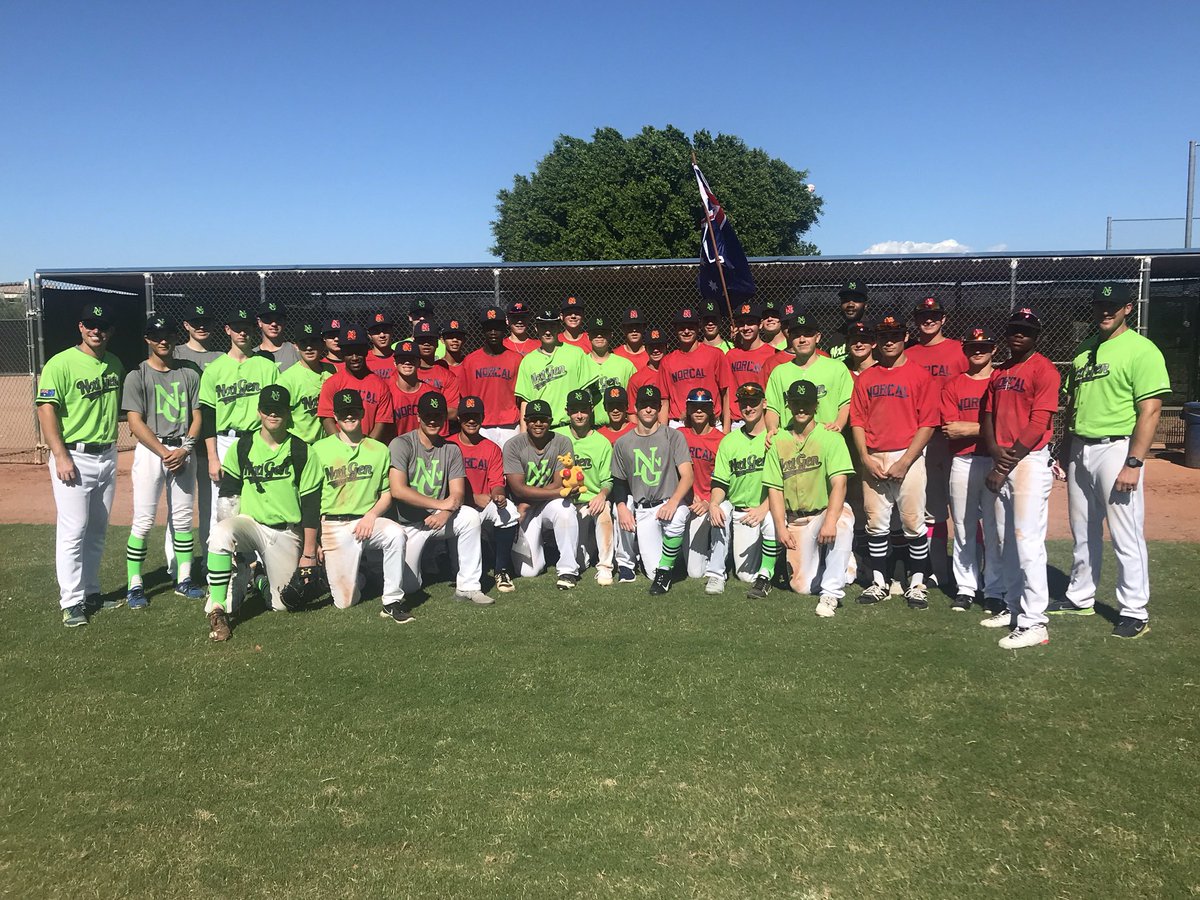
[{"x1": 490, "y1": 126, "x2": 822, "y2": 262}]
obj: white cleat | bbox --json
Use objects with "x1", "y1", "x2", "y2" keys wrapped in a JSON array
[
  {"x1": 815, "y1": 595, "x2": 838, "y2": 618},
  {"x1": 998, "y1": 624, "x2": 1049, "y2": 649}
]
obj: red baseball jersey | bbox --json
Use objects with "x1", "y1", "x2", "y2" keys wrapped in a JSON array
[
  {"x1": 940, "y1": 373, "x2": 991, "y2": 456},
  {"x1": 906, "y1": 339, "x2": 967, "y2": 389},
  {"x1": 317, "y1": 369, "x2": 394, "y2": 433},
  {"x1": 657, "y1": 344, "x2": 733, "y2": 419},
  {"x1": 458, "y1": 347, "x2": 522, "y2": 427},
  {"x1": 450, "y1": 434, "x2": 505, "y2": 498},
  {"x1": 416, "y1": 361, "x2": 461, "y2": 408},
  {"x1": 984, "y1": 352, "x2": 1060, "y2": 451},
  {"x1": 614, "y1": 345, "x2": 648, "y2": 367},
  {"x1": 599, "y1": 421, "x2": 636, "y2": 445},
  {"x1": 761, "y1": 350, "x2": 795, "y2": 384},
  {"x1": 365, "y1": 350, "x2": 397, "y2": 384},
  {"x1": 559, "y1": 332, "x2": 591, "y2": 353},
  {"x1": 849, "y1": 359, "x2": 939, "y2": 451},
  {"x1": 390, "y1": 381, "x2": 436, "y2": 436},
  {"x1": 626, "y1": 365, "x2": 663, "y2": 414},
  {"x1": 503, "y1": 336, "x2": 538, "y2": 356},
  {"x1": 683, "y1": 426, "x2": 724, "y2": 502},
  {"x1": 726, "y1": 344, "x2": 780, "y2": 393}
]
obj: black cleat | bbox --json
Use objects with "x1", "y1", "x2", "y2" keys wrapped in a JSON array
[
  {"x1": 1111, "y1": 617, "x2": 1149, "y2": 639},
  {"x1": 649, "y1": 568, "x2": 672, "y2": 596},
  {"x1": 746, "y1": 575, "x2": 772, "y2": 600}
]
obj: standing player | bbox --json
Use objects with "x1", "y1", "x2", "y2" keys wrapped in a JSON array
[
  {"x1": 388, "y1": 392, "x2": 491, "y2": 605},
  {"x1": 706, "y1": 383, "x2": 779, "y2": 599},
  {"x1": 658, "y1": 308, "x2": 733, "y2": 430},
  {"x1": 625, "y1": 327, "x2": 668, "y2": 416},
  {"x1": 559, "y1": 295, "x2": 591, "y2": 352},
  {"x1": 586, "y1": 315, "x2": 635, "y2": 420},
  {"x1": 515, "y1": 310, "x2": 596, "y2": 429},
  {"x1": 198, "y1": 307, "x2": 279, "y2": 527},
  {"x1": 277, "y1": 321, "x2": 334, "y2": 445},
  {"x1": 599, "y1": 387, "x2": 636, "y2": 444},
  {"x1": 941, "y1": 327, "x2": 1003, "y2": 613},
  {"x1": 503, "y1": 400, "x2": 581, "y2": 588},
  {"x1": 319, "y1": 315, "x2": 344, "y2": 372},
  {"x1": 441, "y1": 318, "x2": 469, "y2": 368},
  {"x1": 504, "y1": 301, "x2": 537, "y2": 356},
  {"x1": 680, "y1": 389, "x2": 724, "y2": 581},
  {"x1": 726, "y1": 302, "x2": 779, "y2": 396},
  {"x1": 826, "y1": 280, "x2": 870, "y2": 361},
  {"x1": 413, "y1": 320, "x2": 460, "y2": 412},
  {"x1": 844, "y1": 322, "x2": 876, "y2": 378},
  {"x1": 312, "y1": 389, "x2": 409, "y2": 615},
  {"x1": 558, "y1": 389, "x2": 616, "y2": 585},
  {"x1": 614, "y1": 308, "x2": 648, "y2": 367},
  {"x1": 365, "y1": 312, "x2": 398, "y2": 383},
  {"x1": 1051, "y1": 284, "x2": 1171, "y2": 638},
  {"x1": 390, "y1": 341, "x2": 435, "y2": 436},
  {"x1": 452, "y1": 395, "x2": 518, "y2": 593},
  {"x1": 317, "y1": 324, "x2": 393, "y2": 440},
  {"x1": 37, "y1": 302, "x2": 124, "y2": 627},
  {"x1": 849, "y1": 313, "x2": 939, "y2": 608},
  {"x1": 700, "y1": 300, "x2": 733, "y2": 353},
  {"x1": 256, "y1": 301, "x2": 300, "y2": 371},
  {"x1": 764, "y1": 308, "x2": 853, "y2": 437},
  {"x1": 122, "y1": 315, "x2": 204, "y2": 608},
  {"x1": 458, "y1": 306, "x2": 523, "y2": 447},
  {"x1": 759, "y1": 300, "x2": 788, "y2": 350},
  {"x1": 612, "y1": 385, "x2": 694, "y2": 593},
  {"x1": 766, "y1": 380, "x2": 856, "y2": 617},
  {"x1": 176, "y1": 303, "x2": 222, "y2": 371},
  {"x1": 979, "y1": 307, "x2": 1060, "y2": 649},
  {"x1": 204, "y1": 385, "x2": 322, "y2": 642}
]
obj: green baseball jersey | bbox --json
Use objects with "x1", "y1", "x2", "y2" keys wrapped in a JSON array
[
  {"x1": 199, "y1": 353, "x2": 280, "y2": 433},
  {"x1": 1064, "y1": 328, "x2": 1172, "y2": 438},
  {"x1": 121, "y1": 360, "x2": 200, "y2": 439},
  {"x1": 766, "y1": 355, "x2": 853, "y2": 426},
  {"x1": 704, "y1": 338, "x2": 733, "y2": 353},
  {"x1": 278, "y1": 362, "x2": 335, "y2": 444},
  {"x1": 515, "y1": 343, "x2": 596, "y2": 425},
  {"x1": 710, "y1": 426, "x2": 769, "y2": 509},
  {"x1": 311, "y1": 434, "x2": 391, "y2": 517},
  {"x1": 37, "y1": 347, "x2": 124, "y2": 444},
  {"x1": 763, "y1": 425, "x2": 854, "y2": 514},
  {"x1": 222, "y1": 433, "x2": 322, "y2": 525},
  {"x1": 588, "y1": 353, "x2": 635, "y2": 419},
  {"x1": 555, "y1": 427, "x2": 613, "y2": 502}
]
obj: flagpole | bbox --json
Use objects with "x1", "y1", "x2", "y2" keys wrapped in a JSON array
[{"x1": 693, "y1": 151, "x2": 737, "y2": 338}]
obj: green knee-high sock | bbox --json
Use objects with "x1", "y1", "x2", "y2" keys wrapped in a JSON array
[
  {"x1": 760, "y1": 537, "x2": 779, "y2": 578},
  {"x1": 206, "y1": 551, "x2": 233, "y2": 610},
  {"x1": 657, "y1": 532, "x2": 685, "y2": 571},
  {"x1": 126, "y1": 534, "x2": 148, "y2": 589},
  {"x1": 173, "y1": 530, "x2": 195, "y2": 583}
]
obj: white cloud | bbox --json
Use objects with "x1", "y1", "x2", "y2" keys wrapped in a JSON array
[{"x1": 861, "y1": 239, "x2": 972, "y2": 255}]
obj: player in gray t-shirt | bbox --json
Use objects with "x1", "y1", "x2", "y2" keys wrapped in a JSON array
[
  {"x1": 502, "y1": 399, "x2": 581, "y2": 587},
  {"x1": 120, "y1": 315, "x2": 205, "y2": 607},
  {"x1": 612, "y1": 385, "x2": 694, "y2": 593},
  {"x1": 387, "y1": 391, "x2": 490, "y2": 605}
]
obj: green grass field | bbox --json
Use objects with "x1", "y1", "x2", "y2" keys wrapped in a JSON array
[{"x1": 3, "y1": 524, "x2": 1199, "y2": 898}]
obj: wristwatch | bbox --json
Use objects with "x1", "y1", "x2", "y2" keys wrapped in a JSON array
[{"x1": 1125, "y1": 457, "x2": 1144, "y2": 469}]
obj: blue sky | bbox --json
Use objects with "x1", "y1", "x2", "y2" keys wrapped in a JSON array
[{"x1": 2, "y1": 0, "x2": 1196, "y2": 280}]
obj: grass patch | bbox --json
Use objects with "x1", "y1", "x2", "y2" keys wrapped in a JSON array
[{"x1": 3, "y1": 525, "x2": 1199, "y2": 897}]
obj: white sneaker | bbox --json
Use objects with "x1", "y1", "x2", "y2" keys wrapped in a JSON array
[
  {"x1": 998, "y1": 624, "x2": 1049, "y2": 649},
  {"x1": 981, "y1": 612, "x2": 1014, "y2": 629},
  {"x1": 705, "y1": 575, "x2": 726, "y2": 595},
  {"x1": 595, "y1": 568, "x2": 614, "y2": 587},
  {"x1": 454, "y1": 589, "x2": 495, "y2": 606},
  {"x1": 815, "y1": 595, "x2": 838, "y2": 618}
]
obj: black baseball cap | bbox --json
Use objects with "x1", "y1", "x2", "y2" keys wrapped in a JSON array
[
  {"x1": 733, "y1": 301, "x2": 763, "y2": 320},
  {"x1": 256, "y1": 301, "x2": 286, "y2": 322},
  {"x1": 635, "y1": 385, "x2": 663, "y2": 409},
  {"x1": 458, "y1": 395, "x2": 484, "y2": 420},
  {"x1": 338, "y1": 324, "x2": 369, "y2": 347},
  {"x1": 873, "y1": 312, "x2": 906, "y2": 335},
  {"x1": 1007, "y1": 307, "x2": 1043, "y2": 330},
  {"x1": 561, "y1": 295, "x2": 584, "y2": 313},
  {"x1": 913, "y1": 296, "x2": 946, "y2": 316},
  {"x1": 760, "y1": 299, "x2": 781, "y2": 318},
  {"x1": 442, "y1": 318, "x2": 466, "y2": 337},
  {"x1": 623, "y1": 308, "x2": 644, "y2": 326},
  {"x1": 566, "y1": 389, "x2": 593, "y2": 412},
  {"x1": 645, "y1": 327, "x2": 668, "y2": 346},
  {"x1": 226, "y1": 308, "x2": 254, "y2": 329},
  {"x1": 524, "y1": 399, "x2": 553, "y2": 421},
  {"x1": 603, "y1": 386, "x2": 628, "y2": 410},
  {"x1": 417, "y1": 391, "x2": 447, "y2": 419},
  {"x1": 846, "y1": 321, "x2": 874, "y2": 341},
  {"x1": 368, "y1": 311, "x2": 393, "y2": 330},
  {"x1": 393, "y1": 340, "x2": 418, "y2": 360},
  {"x1": 413, "y1": 320, "x2": 438, "y2": 342},
  {"x1": 962, "y1": 325, "x2": 997, "y2": 346},
  {"x1": 784, "y1": 380, "x2": 819, "y2": 409},
  {"x1": 686, "y1": 388, "x2": 715, "y2": 406},
  {"x1": 295, "y1": 321, "x2": 322, "y2": 345},
  {"x1": 143, "y1": 314, "x2": 176, "y2": 336},
  {"x1": 785, "y1": 308, "x2": 819, "y2": 333},
  {"x1": 674, "y1": 307, "x2": 700, "y2": 326},
  {"x1": 1092, "y1": 283, "x2": 1134, "y2": 307},
  {"x1": 507, "y1": 300, "x2": 530, "y2": 317},
  {"x1": 481, "y1": 306, "x2": 506, "y2": 329},
  {"x1": 589, "y1": 315, "x2": 613, "y2": 335},
  {"x1": 333, "y1": 389, "x2": 365, "y2": 417},
  {"x1": 409, "y1": 298, "x2": 431, "y2": 318},
  {"x1": 534, "y1": 308, "x2": 561, "y2": 325},
  {"x1": 700, "y1": 300, "x2": 722, "y2": 320},
  {"x1": 735, "y1": 383, "x2": 766, "y2": 405},
  {"x1": 320, "y1": 315, "x2": 342, "y2": 335},
  {"x1": 183, "y1": 303, "x2": 212, "y2": 324},
  {"x1": 258, "y1": 385, "x2": 291, "y2": 415},
  {"x1": 838, "y1": 279, "x2": 869, "y2": 300}
]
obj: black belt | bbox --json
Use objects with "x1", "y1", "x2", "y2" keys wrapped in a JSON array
[
  {"x1": 1075, "y1": 435, "x2": 1128, "y2": 445},
  {"x1": 322, "y1": 514, "x2": 361, "y2": 522},
  {"x1": 158, "y1": 436, "x2": 185, "y2": 447},
  {"x1": 634, "y1": 499, "x2": 662, "y2": 509},
  {"x1": 68, "y1": 442, "x2": 113, "y2": 454},
  {"x1": 265, "y1": 522, "x2": 298, "y2": 531},
  {"x1": 219, "y1": 428, "x2": 255, "y2": 438},
  {"x1": 788, "y1": 507, "x2": 826, "y2": 521}
]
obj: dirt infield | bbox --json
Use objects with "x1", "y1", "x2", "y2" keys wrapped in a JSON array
[{"x1": 3, "y1": 451, "x2": 1198, "y2": 540}]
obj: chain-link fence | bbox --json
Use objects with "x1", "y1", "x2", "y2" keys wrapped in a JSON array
[
  {"x1": 0, "y1": 282, "x2": 40, "y2": 460},
  {"x1": 19, "y1": 252, "x2": 1200, "y2": 460}
]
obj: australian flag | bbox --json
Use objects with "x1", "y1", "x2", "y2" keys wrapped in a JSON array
[{"x1": 694, "y1": 162, "x2": 757, "y2": 303}]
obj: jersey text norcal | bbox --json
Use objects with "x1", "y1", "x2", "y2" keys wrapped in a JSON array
[
  {"x1": 866, "y1": 383, "x2": 909, "y2": 399},
  {"x1": 670, "y1": 367, "x2": 708, "y2": 383}
]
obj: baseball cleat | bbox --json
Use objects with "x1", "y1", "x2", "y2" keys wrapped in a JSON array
[
  {"x1": 746, "y1": 575, "x2": 772, "y2": 600},
  {"x1": 649, "y1": 568, "x2": 672, "y2": 595},
  {"x1": 815, "y1": 595, "x2": 838, "y2": 618},
  {"x1": 982, "y1": 597, "x2": 1007, "y2": 616},
  {"x1": 62, "y1": 605, "x2": 88, "y2": 628},
  {"x1": 951, "y1": 594, "x2": 973, "y2": 612},
  {"x1": 857, "y1": 583, "x2": 889, "y2": 605},
  {"x1": 126, "y1": 586, "x2": 149, "y2": 610},
  {"x1": 617, "y1": 567, "x2": 637, "y2": 584},
  {"x1": 981, "y1": 611, "x2": 1015, "y2": 628},
  {"x1": 1046, "y1": 598, "x2": 1095, "y2": 616},
  {"x1": 208, "y1": 609, "x2": 232, "y2": 642},
  {"x1": 904, "y1": 583, "x2": 929, "y2": 610},
  {"x1": 1111, "y1": 617, "x2": 1150, "y2": 639},
  {"x1": 174, "y1": 579, "x2": 206, "y2": 600},
  {"x1": 495, "y1": 570, "x2": 516, "y2": 593},
  {"x1": 454, "y1": 589, "x2": 495, "y2": 605},
  {"x1": 998, "y1": 624, "x2": 1049, "y2": 649},
  {"x1": 555, "y1": 573, "x2": 580, "y2": 591},
  {"x1": 705, "y1": 575, "x2": 726, "y2": 595},
  {"x1": 380, "y1": 603, "x2": 415, "y2": 624}
]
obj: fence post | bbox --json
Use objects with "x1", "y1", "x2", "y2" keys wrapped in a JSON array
[
  {"x1": 145, "y1": 272, "x2": 155, "y2": 317},
  {"x1": 493, "y1": 268, "x2": 501, "y2": 307},
  {"x1": 1009, "y1": 258, "x2": 1018, "y2": 311},
  {"x1": 31, "y1": 273, "x2": 46, "y2": 463},
  {"x1": 1137, "y1": 256, "x2": 1151, "y2": 337},
  {"x1": 259, "y1": 271, "x2": 268, "y2": 306}
]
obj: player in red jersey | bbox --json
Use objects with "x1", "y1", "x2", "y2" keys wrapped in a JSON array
[
  {"x1": 458, "y1": 306, "x2": 522, "y2": 448},
  {"x1": 559, "y1": 295, "x2": 591, "y2": 353},
  {"x1": 849, "y1": 312, "x2": 939, "y2": 609},
  {"x1": 614, "y1": 308, "x2": 648, "y2": 366},
  {"x1": 658, "y1": 307, "x2": 733, "y2": 430},
  {"x1": 680, "y1": 388, "x2": 725, "y2": 579},
  {"x1": 625, "y1": 326, "x2": 668, "y2": 416},
  {"x1": 390, "y1": 341, "x2": 436, "y2": 436},
  {"x1": 599, "y1": 386, "x2": 636, "y2": 444},
  {"x1": 365, "y1": 311, "x2": 397, "y2": 383},
  {"x1": 413, "y1": 320, "x2": 461, "y2": 421},
  {"x1": 317, "y1": 323, "x2": 393, "y2": 439},
  {"x1": 319, "y1": 315, "x2": 345, "y2": 373},
  {"x1": 451, "y1": 395, "x2": 518, "y2": 593},
  {"x1": 503, "y1": 301, "x2": 537, "y2": 356},
  {"x1": 441, "y1": 318, "x2": 469, "y2": 368},
  {"x1": 726, "y1": 301, "x2": 780, "y2": 399}
]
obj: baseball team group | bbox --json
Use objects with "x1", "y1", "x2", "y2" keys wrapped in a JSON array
[{"x1": 36, "y1": 280, "x2": 1170, "y2": 647}]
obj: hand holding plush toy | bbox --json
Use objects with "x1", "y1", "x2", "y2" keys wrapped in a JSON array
[{"x1": 558, "y1": 452, "x2": 585, "y2": 498}]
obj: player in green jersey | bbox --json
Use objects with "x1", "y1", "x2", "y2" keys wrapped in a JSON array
[
  {"x1": 705, "y1": 383, "x2": 780, "y2": 599},
  {"x1": 700, "y1": 300, "x2": 733, "y2": 353},
  {"x1": 585, "y1": 316, "x2": 635, "y2": 421},
  {"x1": 205, "y1": 386, "x2": 322, "y2": 642},
  {"x1": 558, "y1": 389, "x2": 615, "y2": 585},
  {"x1": 313, "y1": 389, "x2": 409, "y2": 616},
  {"x1": 277, "y1": 321, "x2": 335, "y2": 444},
  {"x1": 765, "y1": 380, "x2": 857, "y2": 618},
  {"x1": 36, "y1": 301, "x2": 125, "y2": 626},
  {"x1": 515, "y1": 309, "x2": 597, "y2": 428},
  {"x1": 765, "y1": 308, "x2": 853, "y2": 437}
]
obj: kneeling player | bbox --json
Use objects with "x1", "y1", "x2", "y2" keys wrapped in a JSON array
[
  {"x1": 205, "y1": 386, "x2": 321, "y2": 642},
  {"x1": 612, "y1": 385, "x2": 694, "y2": 593},
  {"x1": 559, "y1": 389, "x2": 615, "y2": 585},
  {"x1": 766, "y1": 381, "x2": 856, "y2": 617},
  {"x1": 452, "y1": 395, "x2": 519, "y2": 593},
  {"x1": 312, "y1": 389, "x2": 410, "y2": 617}
]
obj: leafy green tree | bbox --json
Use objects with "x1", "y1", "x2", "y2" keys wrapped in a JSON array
[{"x1": 491, "y1": 126, "x2": 822, "y2": 261}]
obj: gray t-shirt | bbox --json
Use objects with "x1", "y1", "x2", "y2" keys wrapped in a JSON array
[
  {"x1": 260, "y1": 342, "x2": 301, "y2": 372},
  {"x1": 174, "y1": 344, "x2": 222, "y2": 371},
  {"x1": 388, "y1": 430, "x2": 466, "y2": 524},
  {"x1": 121, "y1": 360, "x2": 201, "y2": 439},
  {"x1": 503, "y1": 432, "x2": 573, "y2": 488},
  {"x1": 612, "y1": 425, "x2": 690, "y2": 505}
]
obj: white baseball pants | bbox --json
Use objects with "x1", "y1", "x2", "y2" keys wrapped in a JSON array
[
  {"x1": 997, "y1": 447, "x2": 1053, "y2": 628},
  {"x1": 209, "y1": 432, "x2": 238, "y2": 527},
  {"x1": 783, "y1": 504, "x2": 856, "y2": 600},
  {"x1": 705, "y1": 501, "x2": 777, "y2": 582},
  {"x1": 399, "y1": 507, "x2": 484, "y2": 593},
  {"x1": 49, "y1": 447, "x2": 117, "y2": 610},
  {"x1": 1065, "y1": 438, "x2": 1150, "y2": 621},
  {"x1": 686, "y1": 513, "x2": 714, "y2": 578},
  {"x1": 615, "y1": 502, "x2": 690, "y2": 578},
  {"x1": 861, "y1": 451, "x2": 927, "y2": 538},
  {"x1": 948, "y1": 454, "x2": 1004, "y2": 598},
  {"x1": 321, "y1": 517, "x2": 407, "y2": 608},
  {"x1": 575, "y1": 500, "x2": 614, "y2": 576},
  {"x1": 131, "y1": 443, "x2": 196, "y2": 539},
  {"x1": 512, "y1": 498, "x2": 579, "y2": 577},
  {"x1": 205, "y1": 515, "x2": 301, "y2": 614}
]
